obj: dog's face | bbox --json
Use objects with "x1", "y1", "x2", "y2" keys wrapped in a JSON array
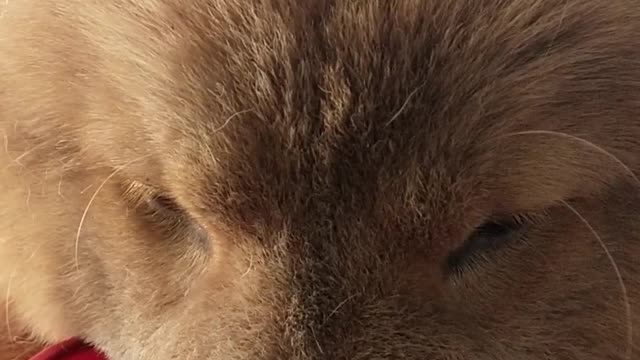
[{"x1": 2, "y1": 0, "x2": 640, "y2": 359}]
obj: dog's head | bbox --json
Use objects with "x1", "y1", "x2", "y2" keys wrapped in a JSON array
[{"x1": 2, "y1": 1, "x2": 640, "y2": 359}]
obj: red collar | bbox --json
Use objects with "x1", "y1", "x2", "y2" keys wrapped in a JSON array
[{"x1": 30, "y1": 339, "x2": 106, "y2": 360}]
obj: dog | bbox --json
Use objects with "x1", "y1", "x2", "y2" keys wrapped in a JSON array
[{"x1": 2, "y1": 0, "x2": 640, "y2": 359}]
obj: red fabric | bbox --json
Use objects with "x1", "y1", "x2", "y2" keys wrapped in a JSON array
[{"x1": 29, "y1": 339, "x2": 106, "y2": 360}]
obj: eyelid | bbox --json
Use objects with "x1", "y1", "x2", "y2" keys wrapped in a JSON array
[
  {"x1": 122, "y1": 180, "x2": 160, "y2": 208},
  {"x1": 122, "y1": 180, "x2": 181, "y2": 215},
  {"x1": 446, "y1": 211, "x2": 548, "y2": 275},
  {"x1": 125, "y1": 182, "x2": 188, "y2": 224},
  {"x1": 479, "y1": 211, "x2": 546, "y2": 231},
  {"x1": 122, "y1": 179, "x2": 209, "y2": 242}
]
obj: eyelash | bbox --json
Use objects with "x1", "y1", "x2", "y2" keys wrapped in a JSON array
[
  {"x1": 123, "y1": 181, "x2": 208, "y2": 244},
  {"x1": 445, "y1": 213, "x2": 542, "y2": 275},
  {"x1": 142, "y1": 195, "x2": 186, "y2": 229}
]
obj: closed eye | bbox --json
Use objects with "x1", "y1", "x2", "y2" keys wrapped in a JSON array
[
  {"x1": 123, "y1": 180, "x2": 209, "y2": 246},
  {"x1": 445, "y1": 215, "x2": 532, "y2": 275}
]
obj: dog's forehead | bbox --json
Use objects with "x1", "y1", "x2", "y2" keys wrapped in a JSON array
[
  {"x1": 169, "y1": 5, "x2": 498, "y2": 198},
  {"x1": 171, "y1": 103, "x2": 479, "y2": 255},
  {"x1": 164, "y1": 0, "x2": 632, "y2": 242}
]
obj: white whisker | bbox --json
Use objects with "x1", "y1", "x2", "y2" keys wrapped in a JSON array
[
  {"x1": 58, "y1": 174, "x2": 64, "y2": 198},
  {"x1": 213, "y1": 109, "x2": 253, "y2": 132},
  {"x1": 75, "y1": 155, "x2": 151, "y2": 271},
  {"x1": 500, "y1": 130, "x2": 640, "y2": 186},
  {"x1": 562, "y1": 200, "x2": 633, "y2": 360},
  {"x1": 325, "y1": 294, "x2": 357, "y2": 324},
  {"x1": 80, "y1": 184, "x2": 94, "y2": 194},
  {"x1": 241, "y1": 253, "x2": 253, "y2": 278},
  {"x1": 498, "y1": 130, "x2": 636, "y2": 358},
  {"x1": 386, "y1": 84, "x2": 425, "y2": 126},
  {"x1": 11, "y1": 142, "x2": 46, "y2": 167}
]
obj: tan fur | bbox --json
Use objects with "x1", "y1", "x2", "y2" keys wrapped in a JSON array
[
  {"x1": 0, "y1": 305, "x2": 42, "y2": 360},
  {"x1": 2, "y1": 0, "x2": 640, "y2": 359}
]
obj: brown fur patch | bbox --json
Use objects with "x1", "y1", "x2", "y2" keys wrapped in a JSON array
[{"x1": 2, "y1": 0, "x2": 640, "y2": 359}]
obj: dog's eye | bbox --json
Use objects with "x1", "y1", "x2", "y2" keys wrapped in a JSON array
[
  {"x1": 143, "y1": 194, "x2": 209, "y2": 244},
  {"x1": 445, "y1": 216, "x2": 527, "y2": 274},
  {"x1": 146, "y1": 193, "x2": 183, "y2": 218},
  {"x1": 124, "y1": 181, "x2": 208, "y2": 245}
]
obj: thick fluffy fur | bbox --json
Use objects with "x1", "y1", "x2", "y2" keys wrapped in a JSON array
[
  {"x1": 2, "y1": 0, "x2": 640, "y2": 359},
  {"x1": 0, "y1": 309, "x2": 40, "y2": 359}
]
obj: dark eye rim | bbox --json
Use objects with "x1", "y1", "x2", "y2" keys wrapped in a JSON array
[
  {"x1": 123, "y1": 180, "x2": 210, "y2": 245},
  {"x1": 445, "y1": 214, "x2": 535, "y2": 276},
  {"x1": 146, "y1": 193, "x2": 184, "y2": 217}
]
